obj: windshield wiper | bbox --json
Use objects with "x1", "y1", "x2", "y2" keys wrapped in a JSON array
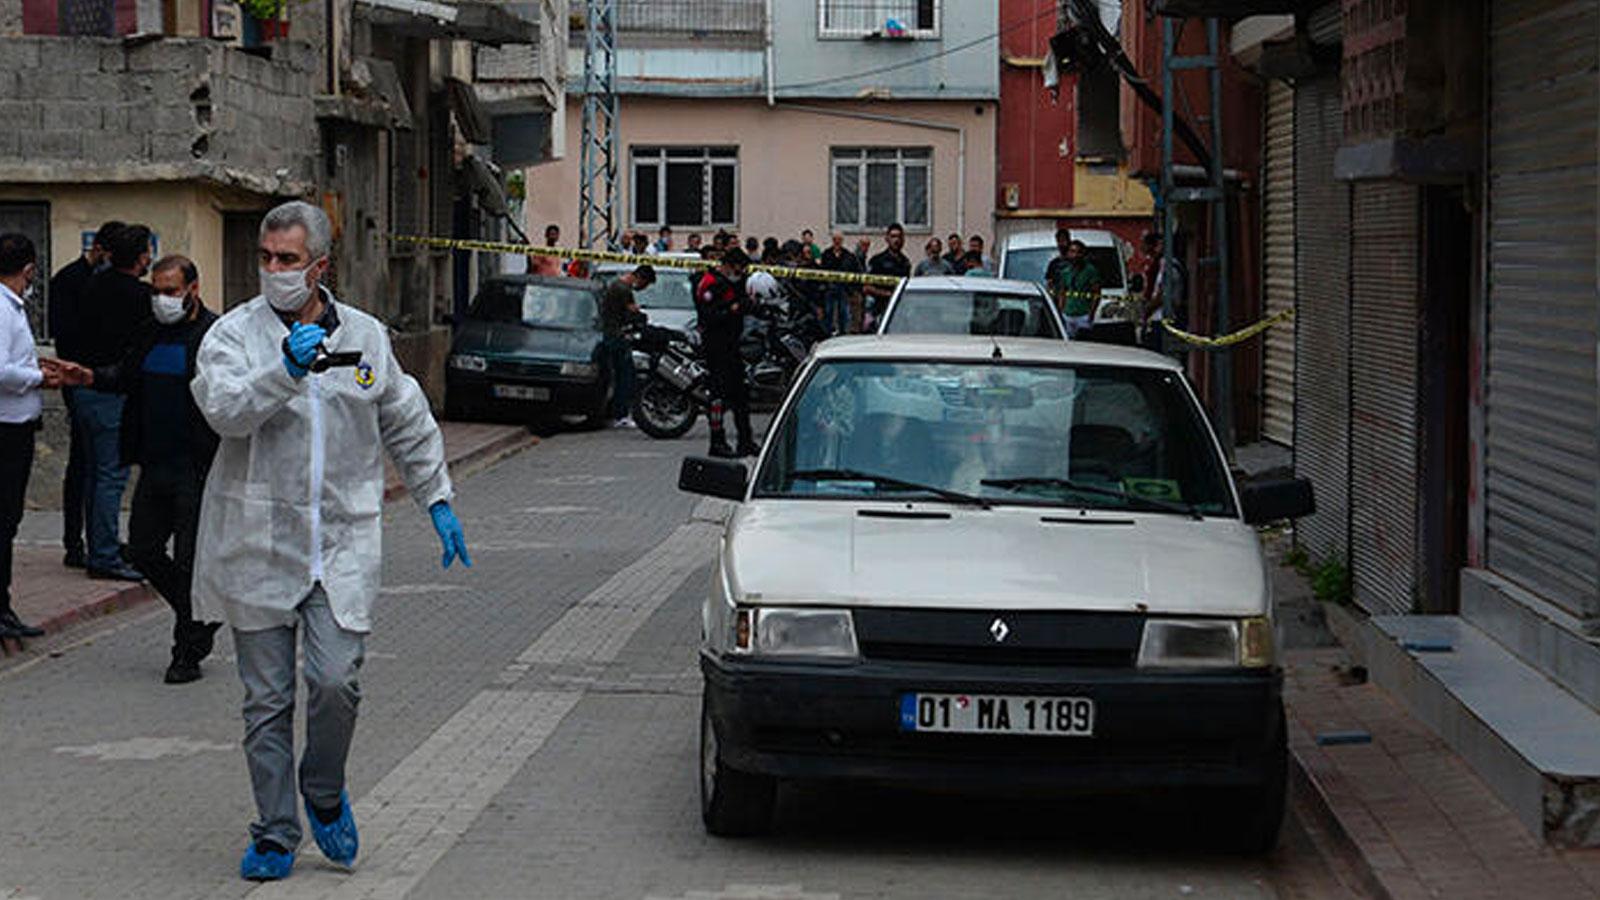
[
  {"x1": 980, "y1": 477, "x2": 1203, "y2": 520},
  {"x1": 789, "y1": 468, "x2": 991, "y2": 509}
]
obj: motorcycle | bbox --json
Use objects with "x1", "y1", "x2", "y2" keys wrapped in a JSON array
[{"x1": 629, "y1": 291, "x2": 828, "y2": 440}]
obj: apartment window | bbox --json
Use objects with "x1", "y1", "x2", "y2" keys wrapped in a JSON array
[
  {"x1": 831, "y1": 147, "x2": 931, "y2": 231},
  {"x1": 819, "y1": 0, "x2": 939, "y2": 38},
  {"x1": 631, "y1": 146, "x2": 738, "y2": 228}
]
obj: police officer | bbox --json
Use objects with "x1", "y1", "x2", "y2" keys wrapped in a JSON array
[{"x1": 695, "y1": 248, "x2": 757, "y2": 459}]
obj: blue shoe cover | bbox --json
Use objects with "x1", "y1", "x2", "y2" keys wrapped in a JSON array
[
  {"x1": 305, "y1": 791, "x2": 359, "y2": 867},
  {"x1": 240, "y1": 842, "x2": 295, "y2": 881}
]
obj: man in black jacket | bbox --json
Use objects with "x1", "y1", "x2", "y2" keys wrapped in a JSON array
[
  {"x1": 76, "y1": 224, "x2": 153, "y2": 581},
  {"x1": 48, "y1": 220, "x2": 122, "y2": 568},
  {"x1": 75, "y1": 254, "x2": 222, "y2": 683},
  {"x1": 694, "y1": 248, "x2": 755, "y2": 458}
]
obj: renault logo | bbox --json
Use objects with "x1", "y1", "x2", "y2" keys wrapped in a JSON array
[{"x1": 989, "y1": 617, "x2": 1010, "y2": 643}]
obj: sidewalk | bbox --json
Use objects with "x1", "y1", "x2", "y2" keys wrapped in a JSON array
[
  {"x1": 3, "y1": 420, "x2": 535, "y2": 652},
  {"x1": 1281, "y1": 608, "x2": 1600, "y2": 898}
]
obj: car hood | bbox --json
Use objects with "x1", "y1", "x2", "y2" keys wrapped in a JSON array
[
  {"x1": 724, "y1": 501, "x2": 1266, "y2": 616},
  {"x1": 452, "y1": 319, "x2": 600, "y2": 361}
]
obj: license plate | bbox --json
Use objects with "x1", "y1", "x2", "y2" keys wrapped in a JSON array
[
  {"x1": 900, "y1": 693, "x2": 1094, "y2": 737},
  {"x1": 492, "y1": 384, "x2": 551, "y2": 401}
]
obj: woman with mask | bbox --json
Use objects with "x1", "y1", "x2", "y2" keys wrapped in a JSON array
[{"x1": 69, "y1": 254, "x2": 223, "y2": 684}]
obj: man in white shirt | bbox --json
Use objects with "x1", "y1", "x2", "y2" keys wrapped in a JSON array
[{"x1": 0, "y1": 233, "x2": 64, "y2": 640}]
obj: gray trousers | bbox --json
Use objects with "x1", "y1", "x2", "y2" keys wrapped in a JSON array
[{"x1": 234, "y1": 585, "x2": 365, "y2": 851}]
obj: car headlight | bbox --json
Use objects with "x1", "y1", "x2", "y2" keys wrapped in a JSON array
[
  {"x1": 730, "y1": 607, "x2": 858, "y2": 660},
  {"x1": 560, "y1": 361, "x2": 599, "y2": 378},
  {"x1": 449, "y1": 353, "x2": 487, "y2": 372},
  {"x1": 1136, "y1": 617, "x2": 1274, "y2": 668}
]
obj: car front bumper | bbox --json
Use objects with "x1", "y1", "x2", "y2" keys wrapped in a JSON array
[
  {"x1": 446, "y1": 370, "x2": 606, "y2": 417},
  {"x1": 702, "y1": 654, "x2": 1282, "y2": 792}
]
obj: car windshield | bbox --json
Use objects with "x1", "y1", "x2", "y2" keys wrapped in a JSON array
[
  {"x1": 883, "y1": 289, "x2": 1062, "y2": 338},
  {"x1": 600, "y1": 267, "x2": 700, "y2": 310},
  {"x1": 754, "y1": 360, "x2": 1235, "y2": 516},
  {"x1": 467, "y1": 282, "x2": 598, "y2": 329},
  {"x1": 1002, "y1": 246, "x2": 1126, "y2": 290}
]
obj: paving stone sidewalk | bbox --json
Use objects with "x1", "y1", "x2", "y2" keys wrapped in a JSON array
[
  {"x1": 2, "y1": 420, "x2": 534, "y2": 651},
  {"x1": 1283, "y1": 646, "x2": 1600, "y2": 899}
]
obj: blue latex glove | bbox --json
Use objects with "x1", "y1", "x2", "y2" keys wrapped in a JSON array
[
  {"x1": 282, "y1": 322, "x2": 327, "y2": 379},
  {"x1": 430, "y1": 501, "x2": 472, "y2": 569}
]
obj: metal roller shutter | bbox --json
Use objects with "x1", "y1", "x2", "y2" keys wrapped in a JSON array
[
  {"x1": 1262, "y1": 79, "x2": 1295, "y2": 446},
  {"x1": 1484, "y1": 0, "x2": 1599, "y2": 620},
  {"x1": 1350, "y1": 183, "x2": 1420, "y2": 615},
  {"x1": 1293, "y1": 76, "x2": 1350, "y2": 563}
]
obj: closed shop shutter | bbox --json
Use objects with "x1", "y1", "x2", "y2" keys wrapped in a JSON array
[
  {"x1": 1350, "y1": 183, "x2": 1420, "y2": 615},
  {"x1": 1484, "y1": 0, "x2": 1599, "y2": 620},
  {"x1": 1293, "y1": 76, "x2": 1350, "y2": 563},
  {"x1": 1262, "y1": 79, "x2": 1296, "y2": 446}
]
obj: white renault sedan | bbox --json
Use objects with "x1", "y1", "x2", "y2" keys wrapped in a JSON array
[{"x1": 679, "y1": 336, "x2": 1314, "y2": 850}]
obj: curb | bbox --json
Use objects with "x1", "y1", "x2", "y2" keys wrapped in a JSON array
[
  {"x1": 383, "y1": 427, "x2": 539, "y2": 504},
  {"x1": 40, "y1": 581, "x2": 157, "y2": 635},
  {"x1": 1288, "y1": 743, "x2": 1392, "y2": 900}
]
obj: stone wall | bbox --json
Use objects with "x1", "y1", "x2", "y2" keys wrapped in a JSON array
[{"x1": 0, "y1": 36, "x2": 317, "y2": 194}]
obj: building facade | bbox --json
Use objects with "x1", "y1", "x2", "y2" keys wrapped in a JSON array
[{"x1": 524, "y1": 0, "x2": 997, "y2": 250}]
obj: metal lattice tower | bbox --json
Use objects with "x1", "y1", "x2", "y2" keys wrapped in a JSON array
[{"x1": 578, "y1": 0, "x2": 619, "y2": 250}]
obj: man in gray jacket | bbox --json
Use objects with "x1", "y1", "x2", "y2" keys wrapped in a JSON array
[{"x1": 192, "y1": 201, "x2": 471, "y2": 881}]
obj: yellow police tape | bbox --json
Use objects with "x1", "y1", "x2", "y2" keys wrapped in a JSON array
[
  {"x1": 1160, "y1": 307, "x2": 1295, "y2": 348},
  {"x1": 389, "y1": 234, "x2": 905, "y2": 288}
]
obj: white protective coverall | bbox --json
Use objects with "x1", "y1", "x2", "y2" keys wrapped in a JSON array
[{"x1": 190, "y1": 290, "x2": 451, "y2": 632}]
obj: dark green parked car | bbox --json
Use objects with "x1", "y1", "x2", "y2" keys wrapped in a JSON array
[{"x1": 444, "y1": 276, "x2": 614, "y2": 426}]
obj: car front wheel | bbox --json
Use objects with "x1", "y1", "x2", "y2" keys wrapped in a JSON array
[{"x1": 700, "y1": 689, "x2": 775, "y2": 837}]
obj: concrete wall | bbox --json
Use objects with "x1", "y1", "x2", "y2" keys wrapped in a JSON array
[
  {"x1": 772, "y1": 1, "x2": 998, "y2": 100},
  {"x1": 526, "y1": 96, "x2": 997, "y2": 247},
  {"x1": 0, "y1": 37, "x2": 316, "y2": 195}
]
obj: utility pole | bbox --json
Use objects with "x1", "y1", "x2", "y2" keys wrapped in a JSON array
[{"x1": 578, "y1": 0, "x2": 619, "y2": 250}]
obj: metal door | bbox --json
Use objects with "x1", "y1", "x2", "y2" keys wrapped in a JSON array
[
  {"x1": 1261, "y1": 79, "x2": 1295, "y2": 447},
  {"x1": 1292, "y1": 76, "x2": 1349, "y2": 564},
  {"x1": 1350, "y1": 183, "x2": 1420, "y2": 615},
  {"x1": 1484, "y1": 0, "x2": 1599, "y2": 622}
]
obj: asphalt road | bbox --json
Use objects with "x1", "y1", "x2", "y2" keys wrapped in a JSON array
[{"x1": 0, "y1": 422, "x2": 1354, "y2": 900}]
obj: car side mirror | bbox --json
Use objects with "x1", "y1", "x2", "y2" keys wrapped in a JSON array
[
  {"x1": 679, "y1": 456, "x2": 748, "y2": 502},
  {"x1": 1241, "y1": 477, "x2": 1316, "y2": 526}
]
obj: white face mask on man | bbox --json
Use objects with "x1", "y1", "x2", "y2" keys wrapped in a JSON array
[
  {"x1": 260, "y1": 267, "x2": 314, "y2": 312},
  {"x1": 151, "y1": 292, "x2": 187, "y2": 324}
]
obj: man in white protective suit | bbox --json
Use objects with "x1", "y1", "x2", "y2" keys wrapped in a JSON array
[{"x1": 191, "y1": 201, "x2": 472, "y2": 882}]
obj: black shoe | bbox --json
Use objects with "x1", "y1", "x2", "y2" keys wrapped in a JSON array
[
  {"x1": 63, "y1": 549, "x2": 86, "y2": 569},
  {"x1": 0, "y1": 610, "x2": 44, "y2": 639},
  {"x1": 708, "y1": 438, "x2": 738, "y2": 459},
  {"x1": 191, "y1": 622, "x2": 223, "y2": 663},
  {"x1": 736, "y1": 440, "x2": 761, "y2": 458},
  {"x1": 164, "y1": 659, "x2": 203, "y2": 684},
  {"x1": 87, "y1": 563, "x2": 144, "y2": 582}
]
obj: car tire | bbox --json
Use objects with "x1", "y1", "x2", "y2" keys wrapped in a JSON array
[
  {"x1": 1235, "y1": 703, "x2": 1288, "y2": 855},
  {"x1": 700, "y1": 690, "x2": 775, "y2": 837}
]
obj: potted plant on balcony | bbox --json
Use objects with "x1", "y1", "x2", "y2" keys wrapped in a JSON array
[{"x1": 241, "y1": 0, "x2": 290, "y2": 40}]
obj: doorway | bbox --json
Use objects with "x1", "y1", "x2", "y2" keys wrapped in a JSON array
[{"x1": 1418, "y1": 185, "x2": 1472, "y2": 613}]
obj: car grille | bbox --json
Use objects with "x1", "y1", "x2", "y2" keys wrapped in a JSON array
[
  {"x1": 486, "y1": 359, "x2": 562, "y2": 378},
  {"x1": 853, "y1": 609, "x2": 1145, "y2": 669}
]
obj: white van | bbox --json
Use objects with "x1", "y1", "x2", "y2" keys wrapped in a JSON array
[{"x1": 999, "y1": 228, "x2": 1131, "y2": 298}]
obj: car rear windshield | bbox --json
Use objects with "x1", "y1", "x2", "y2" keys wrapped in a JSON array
[
  {"x1": 883, "y1": 290, "x2": 1062, "y2": 339},
  {"x1": 1002, "y1": 246, "x2": 1125, "y2": 290},
  {"x1": 754, "y1": 360, "x2": 1235, "y2": 516},
  {"x1": 600, "y1": 267, "x2": 698, "y2": 310},
  {"x1": 467, "y1": 282, "x2": 598, "y2": 329}
]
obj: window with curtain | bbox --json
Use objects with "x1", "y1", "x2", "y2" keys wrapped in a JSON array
[{"x1": 830, "y1": 147, "x2": 931, "y2": 231}]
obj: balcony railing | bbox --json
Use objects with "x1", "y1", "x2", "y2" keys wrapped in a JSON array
[{"x1": 571, "y1": 0, "x2": 765, "y2": 39}]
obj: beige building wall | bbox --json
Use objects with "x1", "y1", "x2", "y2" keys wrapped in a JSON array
[
  {"x1": 526, "y1": 97, "x2": 998, "y2": 249},
  {"x1": 0, "y1": 181, "x2": 274, "y2": 314}
]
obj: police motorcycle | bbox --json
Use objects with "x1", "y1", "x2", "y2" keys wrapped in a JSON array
[{"x1": 627, "y1": 271, "x2": 826, "y2": 440}]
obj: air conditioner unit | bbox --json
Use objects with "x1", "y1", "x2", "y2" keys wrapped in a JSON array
[{"x1": 1002, "y1": 183, "x2": 1021, "y2": 210}]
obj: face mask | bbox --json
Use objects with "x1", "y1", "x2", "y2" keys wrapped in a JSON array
[
  {"x1": 260, "y1": 267, "x2": 312, "y2": 312},
  {"x1": 152, "y1": 293, "x2": 187, "y2": 324}
]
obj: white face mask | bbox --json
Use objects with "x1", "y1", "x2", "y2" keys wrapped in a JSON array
[
  {"x1": 260, "y1": 267, "x2": 313, "y2": 312},
  {"x1": 151, "y1": 293, "x2": 187, "y2": 324}
]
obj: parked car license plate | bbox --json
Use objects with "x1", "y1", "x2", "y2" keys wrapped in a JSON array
[
  {"x1": 492, "y1": 384, "x2": 551, "y2": 401},
  {"x1": 900, "y1": 693, "x2": 1094, "y2": 736}
]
